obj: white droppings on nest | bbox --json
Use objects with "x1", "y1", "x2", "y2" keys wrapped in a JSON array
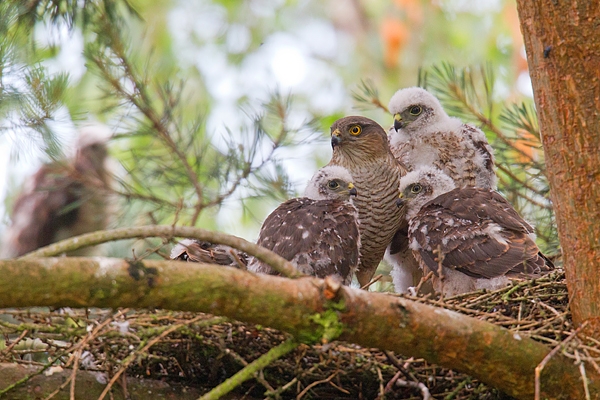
[
  {"x1": 92, "y1": 371, "x2": 108, "y2": 384},
  {"x1": 44, "y1": 365, "x2": 64, "y2": 376},
  {"x1": 513, "y1": 333, "x2": 522, "y2": 341},
  {"x1": 111, "y1": 320, "x2": 131, "y2": 334}
]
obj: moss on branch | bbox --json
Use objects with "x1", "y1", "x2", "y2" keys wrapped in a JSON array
[{"x1": 0, "y1": 257, "x2": 596, "y2": 399}]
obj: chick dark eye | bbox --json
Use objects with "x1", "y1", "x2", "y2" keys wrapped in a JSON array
[
  {"x1": 409, "y1": 106, "x2": 422, "y2": 116},
  {"x1": 410, "y1": 183, "x2": 422, "y2": 194},
  {"x1": 328, "y1": 181, "x2": 340, "y2": 189},
  {"x1": 349, "y1": 125, "x2": 362, "y2": 136}
]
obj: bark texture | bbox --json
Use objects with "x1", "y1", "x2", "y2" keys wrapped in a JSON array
[
  {"x1": 0, "y1": 257, "x2": 597, "y2": 399},
  {"x1": 516, "y1": 1, "x2": 600, "y2": 330}
]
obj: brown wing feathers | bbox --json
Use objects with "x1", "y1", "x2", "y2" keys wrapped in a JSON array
[{"x1": 412, "y1": 188, "x2": 551, "y2": 280}]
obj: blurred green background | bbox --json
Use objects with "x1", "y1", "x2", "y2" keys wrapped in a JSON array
[{"x1": 0, "y1": 0, "x2": 555, "y2": 283}]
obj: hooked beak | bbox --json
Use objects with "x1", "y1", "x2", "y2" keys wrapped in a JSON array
[
  {"x1": 396, "y1": 193, "x2": 405, "y2": 208},
  {"x1": 348, "y1": 183, "x2": 358, "y2": 197},
  {"x1": 393, "y1": 114, "x2": 403, "y2": 132},
  {"x1": 331, "y1": 129, "x2": 341, "y2": 148}
]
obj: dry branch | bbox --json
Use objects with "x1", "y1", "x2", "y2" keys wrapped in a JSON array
[{"x1": 0, "y1": 257, "x2": 596, "y2": 399}]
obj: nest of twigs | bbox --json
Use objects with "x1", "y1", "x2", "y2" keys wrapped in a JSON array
[{"x1": 1, "y1": 269, "x2": 596, "y2": 399}]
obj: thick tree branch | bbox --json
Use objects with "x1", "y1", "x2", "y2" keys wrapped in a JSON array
[{"x1": 0, "y1": 257, "x2": 596, "y2": 399}]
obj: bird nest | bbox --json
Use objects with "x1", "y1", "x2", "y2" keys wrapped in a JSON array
[{"x1": 0, "y1": 269, "x2": 595, "y2": 399}]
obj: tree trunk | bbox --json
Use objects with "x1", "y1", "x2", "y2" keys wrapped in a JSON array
[
  {"x1": 0, "y1": 257, "x2": 597, "y2": 399},
  {"x1": 515, "y1": 0, "x2": 600, "y2": 331}
]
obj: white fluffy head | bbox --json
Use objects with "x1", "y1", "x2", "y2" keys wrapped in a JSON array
[
  {"x1": 398, "y1": 166, "x2": 456, "y2": 219},
  {"x1": 304, "y1": 165, "x2": 356, "y2": 201},
  {"x1": 76, "y1": 124, "x2": 113, "y2": 149},
  {"x1": 73, "y1": 124, "x2": 112, "y2": 173},
  {"x1": 388, "y1": 87, "x2": 451, "y2": 135},
  {"x1": 170, "y1": 239, "x2": 197, "y2": 259}
]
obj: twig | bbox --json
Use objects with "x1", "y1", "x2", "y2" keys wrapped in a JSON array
[
  {"x1": 360, "y1": 274, "x2": 383, "y2": 290},
  {"x1": 414, "y1": 271, "x2": 434, "y2": 295},
  {"x1": 444, "y1": 378, "x2": 469, "y2": 399},
  {"x1": 199, "y1": 337, "x2": 298, "y2": 400},
  {"x1": 385, "y1": 369, "x2": 403, "y2": 393},
  {"x1": 69, "y1": 348, "x2": 81, "y2": 400},
  {"x1": 583, "y1": 348, "x2": 600, "y2": 375},
  {"x1": 219, "y1": 345, "x2": 274, "y2": 393},
  {"x1": 44, "y1": 309, "x2": 129, "y2": 400},
  {"x1": 43, "y1": 367, "x2": 74, "y2": 400},
  {"x1": 575, "y1": 350, "x2": 591, "y2": 400},
  {"x1": 0, "y1": 353, "x2": 65, "y2": 396},
  {"x1": 383, "y1": 350, "x2": 413, "y2": 381},
  {"x1": 535, "y1": 321, "x2": 588, "y2": 400},
  {"x1": 495, "y1": 163, "x2": 548, "y2": 199},
  {"x1": 396, "y1": 378, "x2": 432, "y2": 400},
  {"x1": 0, "y1": 329, "x2": 29, "y2": 359},
  {"x1": 98, "y1": 314, "x2": 206, "y2": 400},
  {"x1": 20, "y1": 225, "x2": 302, "y2": 279},
  {"x1": 296, "y1": 371, "x2": 338, "y2": 400},
  {"x1": 92, "y1": 20, "x2": 206, "y2": 225},
  {"x1": 376, "y1": 366, "x2": 385, "y2": 399}
]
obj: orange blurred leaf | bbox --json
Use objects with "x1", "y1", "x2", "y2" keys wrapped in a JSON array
[{"x1": 380, "y1": 17, "x2": 409, "y2": 68}]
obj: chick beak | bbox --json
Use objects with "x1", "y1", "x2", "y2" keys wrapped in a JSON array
[
  {"x1": 348, "y1": 183, "x2": 358, "y2": 197},
  {"x1": 331, "y1": 129, "x2": 342, "y2": 148},
  {"x1": 393, "y1": 114, "x2": 403, "y2": 132},
  {"x1": 396, "y1": 193, "x2": 405, "y2": 208}
]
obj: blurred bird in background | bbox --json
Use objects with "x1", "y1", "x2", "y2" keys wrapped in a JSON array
[{"x1": 1, "y1": 125, "x2": 113, "y2": 257}]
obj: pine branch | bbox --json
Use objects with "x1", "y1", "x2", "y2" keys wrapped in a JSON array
[
  {"x1": 86, "y1": 17, "x2": 207, "y2": 226},
  {"x1": 352, "y1": 79, "x2": 389, "y2": 112}
]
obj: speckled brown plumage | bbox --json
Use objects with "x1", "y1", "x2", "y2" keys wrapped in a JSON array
[
  {"x1": 2, "y1": 126, "x2": 112, "y2": 258},
  {"x1": 247, "y1": 165, "x2": 360, "y2": 285},
  {"x1": 386, "y1": 87, "x2": 497, "y2": 292},
  {"x1": 397, "y1": 167, "x2": 554, "y2": 296},
  {"x1": 170, "y1": 239, "x2": 248, "y2": 268},
  {"x1": 326, "y1": 116, "x2": 407, "y2": 286}
]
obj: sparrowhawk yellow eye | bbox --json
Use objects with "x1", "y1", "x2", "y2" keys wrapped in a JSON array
[
  {"x1": 410, "y1": 183, "x2": 422, "y2": 194},
  {"x1": 328, "y1": 180, "x2": 340, "y2": 189},
  {"x1": 409, "y1": 105, "x2": 422, "y2": 116},
  {"x1": 349, "y1": 125, "x2": 362, "y2": 136}
]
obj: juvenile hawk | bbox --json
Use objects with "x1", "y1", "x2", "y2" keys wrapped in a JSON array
[
  {"x1": 387, "y1": 87, "x2": 496, "y2": 189},
  {"x1": 326, "y1": 116, "x2": 407, "y2": 287},
  {"x1": 247, "y1": 165, "x2": 360, "y2": 285},
  {"x1": 2, "y1": 126, "x2": 112, "y2": 258},
  {"x1": 170, "y1": 239, "x2": 248, "y2": 268},
  {"x1": 386, "y1": 87, "x2": 497, "y2": 291},
  {"x1": 396, "y1": 167, "x2": 554, "y2": 296}
]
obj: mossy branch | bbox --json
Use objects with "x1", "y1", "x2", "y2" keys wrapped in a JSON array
[{"x1": 0, "y1": 257, "x2": 596, "y2": 399}]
